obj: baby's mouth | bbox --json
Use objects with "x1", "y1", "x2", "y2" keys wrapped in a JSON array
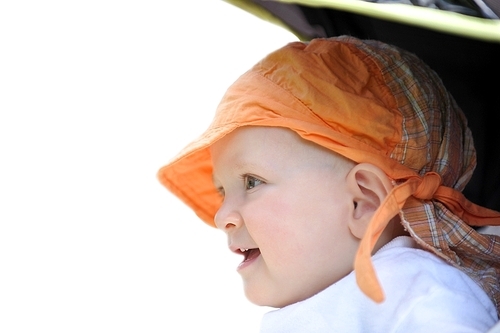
[{"x1": 239, "y1": 248, "x2": 261, "y2": 263}]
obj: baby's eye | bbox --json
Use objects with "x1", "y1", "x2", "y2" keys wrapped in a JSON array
[{"x1": 243, "y1": 174, "x2": 264, "y2": 190}]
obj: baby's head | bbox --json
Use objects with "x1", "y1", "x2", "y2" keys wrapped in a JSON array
[
  {"x1": 159, "y1": 36, "x2": 482, "y2": 307},
  {"x1": 210, "y1": 125, "x2": 405, "y2": 307}
]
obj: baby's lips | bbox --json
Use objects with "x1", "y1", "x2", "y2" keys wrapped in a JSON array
[
  {"x1": 229, "y1": 244, "x2": 249, "y2": 255},
  {"x1": 229, "y1": 244, "x2": 260, "y2": 257}
]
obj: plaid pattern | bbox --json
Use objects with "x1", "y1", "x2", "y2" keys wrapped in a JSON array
[{"x1": 352, "y1": 37, "x2": 500, "y2": 311}]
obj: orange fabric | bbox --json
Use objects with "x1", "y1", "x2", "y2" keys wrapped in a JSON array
[
  {"x1": 355, "y1": 173, "x2": 443, "y2": 302},
  {"x1": 355, "y1": 173, "x2": 500, "y2": 302},
  {"x1": 158, "y1": 36, "x2": 500, "y2": 311}
]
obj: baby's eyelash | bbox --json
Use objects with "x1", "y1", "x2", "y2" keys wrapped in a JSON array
[
  {"x1": 240, "y1": 174, "x2": 265, "y2": 190},
  {"x1": 214, "y1": 174, "x2": 265, "y2": 196}
]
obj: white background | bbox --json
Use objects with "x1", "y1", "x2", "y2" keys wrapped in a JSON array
[{"x1": 0, "y1": 1, "x2": 297, "y2": 332}]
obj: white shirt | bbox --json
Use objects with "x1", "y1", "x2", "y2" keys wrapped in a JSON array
[{"x1": 260, "y1": 236, "x2": 498, "y2": 333}]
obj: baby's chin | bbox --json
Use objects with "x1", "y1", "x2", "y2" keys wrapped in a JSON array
[
  {"x1": 244, "y1": 286, "x2": 293, "y2": 309},
  {"x1": 245, "y1": 284, "x2": 328, "y2": 309},
  {"x1": 246, "y1": 295, "x2": 292, "y2": 309}
]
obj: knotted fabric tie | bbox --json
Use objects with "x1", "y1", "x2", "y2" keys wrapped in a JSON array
[{"x1": 354, "y1": 172, "x2": 500, "y2": 303}]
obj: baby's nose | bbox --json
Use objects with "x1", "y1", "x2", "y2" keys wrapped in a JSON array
[{"x1": 214, "y1": 203, "x2": 244, "y2": 232}]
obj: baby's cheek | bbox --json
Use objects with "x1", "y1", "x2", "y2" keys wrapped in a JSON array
[{"x1": 260, "y1": 217, "x2": 305, "y2": 256}]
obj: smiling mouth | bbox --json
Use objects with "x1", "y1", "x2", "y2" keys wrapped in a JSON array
[{"x1": 238, "y1": 248, "x2": 261, "y2": 266}]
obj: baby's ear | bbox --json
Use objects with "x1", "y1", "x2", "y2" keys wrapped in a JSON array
[{"x1": 346, "y1": 163, "x2": 393, "y2": 239}]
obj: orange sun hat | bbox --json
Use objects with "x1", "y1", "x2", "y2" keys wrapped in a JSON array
[{"x1": 158, "y1": 36, "x2": 500, "y2": 311}]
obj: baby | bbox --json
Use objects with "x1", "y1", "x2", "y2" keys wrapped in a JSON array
[{"x1": 158, "y1": 36, "x2": 500, "y2": 332}]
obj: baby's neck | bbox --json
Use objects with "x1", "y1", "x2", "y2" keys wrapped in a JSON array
[{"x1": 373, "y1": 218, "x2": 409, "y2": 254}]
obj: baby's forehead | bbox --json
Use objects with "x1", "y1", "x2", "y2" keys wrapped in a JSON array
[
  {"x1": 213, "y1": 126, "x2": 297, "y2": 146},
  {"x1": 210, "y1": 126, "x2": 353, "y2": 169},
  {"x1": 211, "y1": 126, "x2": 314, "y2": 156}
]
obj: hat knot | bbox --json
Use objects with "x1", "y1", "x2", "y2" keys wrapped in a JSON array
[{"x1": 413, "y1": 172, "x2": 442, "y2": 200}]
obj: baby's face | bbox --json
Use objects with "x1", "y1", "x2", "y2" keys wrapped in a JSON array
[{"x1": 210, "y1": 126, "x2": 360, "y2": 308}]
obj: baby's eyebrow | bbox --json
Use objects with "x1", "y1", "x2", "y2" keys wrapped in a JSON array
[
  {"x1": 234, "y1": 160, "x2": 264, "y2": 172},
  {"x1": 212, "y1": 159, "x2": 266, "y2": 182}
]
